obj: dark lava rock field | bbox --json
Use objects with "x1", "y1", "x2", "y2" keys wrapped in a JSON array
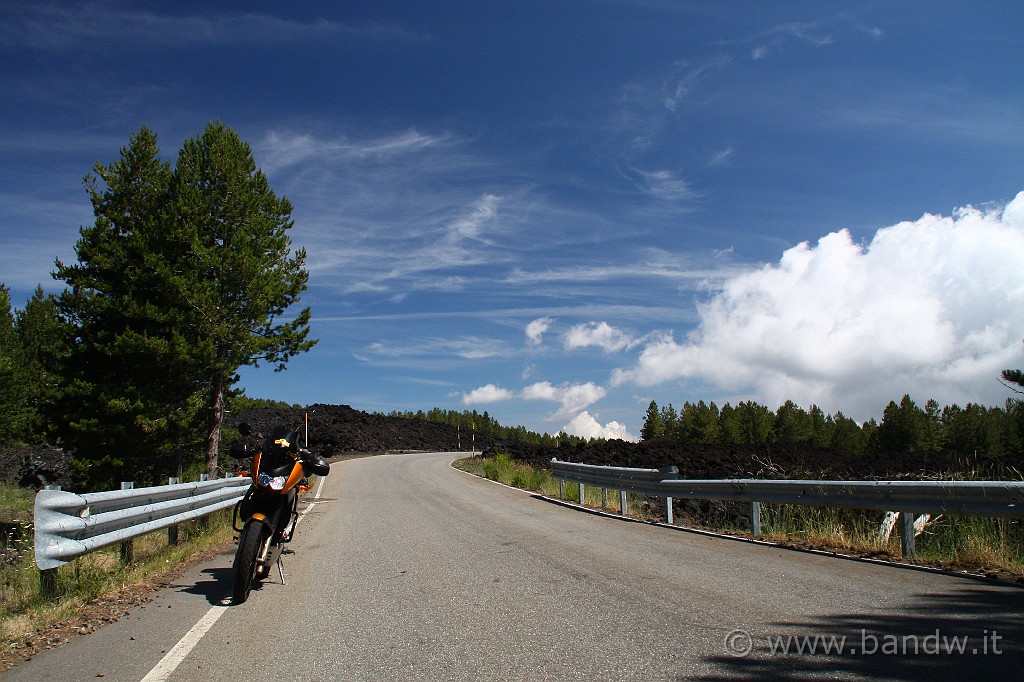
[{"x1": 3, "y1": 403, "x2": 1019, "y2": 492}]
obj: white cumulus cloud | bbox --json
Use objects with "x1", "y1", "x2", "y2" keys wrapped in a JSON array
[
  {"x1": 522, "y1": 380, "x2": 607, "y2": 419},
  {"x1": 525, "y1": 317, "x2": 554, "y2": 346},
  {"x1": 461, "y1": 379, "x2": 607, "y2": 420},
  {"x1": 612, "y1": 191, "x2": 1024, "y2": 420},
  {"x1": 461, "y1": 384, "x2": 515, "y2": 404},
  {"x1": 564, "y1": 321, "x2": 637, "y2": 352},
  {"x1": 561, "y1": 411, "x2": 638, "y2": 442}
]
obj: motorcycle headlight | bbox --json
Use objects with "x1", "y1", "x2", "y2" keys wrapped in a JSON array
[{"x1": 257, "y1": 473, "x2": 288, "y2": 490}]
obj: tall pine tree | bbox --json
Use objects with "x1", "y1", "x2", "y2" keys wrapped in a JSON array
[
  {"x1": 53, "y1": 127, "x2": 202, "y2": 486},
  {"x1": 54, "y1": 122, "x2": 315, "y2": 485},
  {"x1": 168, "y1": 122, "x2": 316, "y2": 476}
]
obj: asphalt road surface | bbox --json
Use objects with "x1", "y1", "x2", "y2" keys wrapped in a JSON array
[{"x1": 6, "y1": 452, "x2": 1024, "y2": 681}]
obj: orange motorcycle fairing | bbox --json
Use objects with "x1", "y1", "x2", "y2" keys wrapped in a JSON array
[{"x1": 282, "y1": 460, "x2": 305, "y2": 492}]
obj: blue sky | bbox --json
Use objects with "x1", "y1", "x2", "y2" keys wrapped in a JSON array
[{"x1": 3, "y1": 2, "x2": 1023, "y2": 441}]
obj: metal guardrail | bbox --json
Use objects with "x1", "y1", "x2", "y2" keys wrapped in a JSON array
[
  {"x1": 34, "y1": 477, "x2": 251, "y2": 570},
  {"x1": 550, "y1": 459, "x2": 1024, "y2": 557}
]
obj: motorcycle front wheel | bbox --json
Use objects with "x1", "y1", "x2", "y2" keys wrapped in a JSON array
[{"x1": 233, "y1": 520, "x2": 271, "y2": 604}]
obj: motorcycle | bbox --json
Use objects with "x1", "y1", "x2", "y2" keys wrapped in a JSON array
[{"x1": 229, "y1": 421, "x2": 331, "y2": 604}]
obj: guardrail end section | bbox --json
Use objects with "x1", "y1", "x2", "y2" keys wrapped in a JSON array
[
  {"x1": 659, "y1": 465, "x2": 680, "y2": 480},
  {"x1": 34, "y1": 489, "x2": 86, "y2": 571}
]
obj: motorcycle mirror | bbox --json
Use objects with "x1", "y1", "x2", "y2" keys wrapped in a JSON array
[
  {"x1": 321, "y1": 445, "x2": 335, "y2": 459},
  {"x1": 238, "y1": 422, "x2": 252, "y2": 436}
]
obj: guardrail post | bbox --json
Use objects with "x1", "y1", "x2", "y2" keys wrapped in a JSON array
[
  {"x1": 899, "y1": 511, "x2": 916, "y2": 559},
  {"x1": 559, "y1": 479, "x2": 564, "y2": 499},
  {"x1": 40, "y1": 568, "x2": 58, "y2": 599},
  {"x1": 601, "y1": 487, "x2": 608, "y2": 509},
  {"x1": 198, "y1": 474, "x2": 211, "y2": 529},
  {"x1": 167, "y1": 477, "x2": 180, "y2": 545},
  {"x1": 665, "y1": 497, "x2": 674, "y2": 525},
  {"x1": 751, "y1": 501, "x2": 761, "y2": 536},
  {"x1": 620, "y1": 490, "x2": 628, "y2": 516},
  {"x1": 578, "y1": 482, "x2": 585, "y2": 505},
  {"x1": 120, "y1": 482, "x2": 135, "y2": 564}
]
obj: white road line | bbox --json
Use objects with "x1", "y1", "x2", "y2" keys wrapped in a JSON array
[
  {"x1": 138, "y1": 604, "x2": 228, "y2": 682},
  {"x1": 138, "y1": 472, "x2": 329, "y2": 681},
  {"x1": 295, "y1": 472, "x2": 327, "y2": 527}
]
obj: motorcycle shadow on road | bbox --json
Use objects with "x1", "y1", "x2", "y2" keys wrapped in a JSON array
[{"x1": 178, "y1": 566, "x2": 238, "y2": 605}]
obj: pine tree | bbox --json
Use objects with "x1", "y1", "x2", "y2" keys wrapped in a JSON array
[
  {"x1": 53, "y1": 127, "x2": 201, "y2": 486},
  {"x1": 54, "y1": 123, "x2": 315, "y2": 485},
  {"x1": 659, "y1": 402, "x2": 679, "y2": 438},
  {"x1": 15, "y1": 286, "x2": 69, "y2": 440},
  {"x1": 1003, "y1": 368, "x2": 1024, "y2": 394},
  {"x1": 169, "y1": 122, "x2": 316, "y2": 476},
  {"x1": 0, "y1": 284, "x2": 32, "y2": 441},
  {"x1": 871, "y1": 395, "x2": 926, "y2": 453},
  {"x1": 774, "y1": 400, "x2": 811, "y2": 443},
  {"x1": 640, "y1": 400, "x2": 663, "y2": 440}
]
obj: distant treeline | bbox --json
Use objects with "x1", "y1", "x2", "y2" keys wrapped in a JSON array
[
  {"x1": 384, "y1": 408, "x2": 588, "y2": 447},
  {"x1": 640, "y1": 395, "x2": 1024, "y2": 457},
  {"x1": 388, "y1": 394, "x2": 1024, "y2": 459}
]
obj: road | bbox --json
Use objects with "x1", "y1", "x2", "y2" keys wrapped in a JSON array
[{"x1": 6, "y1": 452, "x2": 1024, "y2": 680}]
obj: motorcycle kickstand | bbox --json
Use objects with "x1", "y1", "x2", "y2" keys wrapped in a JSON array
[{"x1": 277, "y1": 555, "x2": 286, "y2": 585}]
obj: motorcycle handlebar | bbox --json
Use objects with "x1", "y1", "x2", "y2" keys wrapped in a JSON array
[{"x1": 234, "y1": 422, "x2": 335, "y2": 463}]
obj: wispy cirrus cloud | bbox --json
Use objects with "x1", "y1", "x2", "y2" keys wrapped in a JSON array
[
  {"x1": 627, "y1": 168, "x2": 705, "y2": 202},
  {"x1": 360, "y1": 336, "x2": 514, "y2": 365},
  {"x1": 505, "y1": 253, "x2": 746, "y2": 287},
  {"x1": 0, "y1": 3, "x2": 429, "y2": 51},
  {"x1": 253, "y1": 127, "x2": 519, "y2": 297},
  {"x1": 446, "y1": 194, "x2": 500, "y2": 244},
  {"x1": 256, "y1": 129, "x2": 454, "y2": 172},
  {"x1": 751, "y1": 21, "x2": 835, "y2": 59},
  {"x1": 709, "y1": 146, "x2": 734, "y2": 167}
]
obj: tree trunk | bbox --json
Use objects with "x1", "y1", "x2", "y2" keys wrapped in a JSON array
[{"x1": 205, "y1": 372, "x2": 224, "y2": 478}]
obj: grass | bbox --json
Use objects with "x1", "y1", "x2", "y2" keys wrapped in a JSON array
[
  {"x1": 758, "y1": 503, "x2": 897, "y2": 556},
  {"x1": 1, "y1": 482, "x2": 234, "y2": 656},
  {"x1": 457, "y1": 453, "x2": 654, "y2": 517},
  {"x1": 455, "y1": 454, "x2": 1024, "y2": 579}
]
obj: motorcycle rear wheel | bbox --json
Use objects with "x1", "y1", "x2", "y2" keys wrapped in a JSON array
[{"x1": 233, "y1": 521, "x2": 270, "y2": 604}]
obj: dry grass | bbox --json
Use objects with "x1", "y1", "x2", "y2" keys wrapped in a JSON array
[
  {"x1": 456, "y1": 456, "x2": 1024, "y2": 580},
  {"x1": 1, "y1": 498, "x2": 234, "y2": 655}
]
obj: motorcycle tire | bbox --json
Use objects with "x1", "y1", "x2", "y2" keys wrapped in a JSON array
[{"x1": 233, "y1": 521, "x2": 270, "y2": 604}]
